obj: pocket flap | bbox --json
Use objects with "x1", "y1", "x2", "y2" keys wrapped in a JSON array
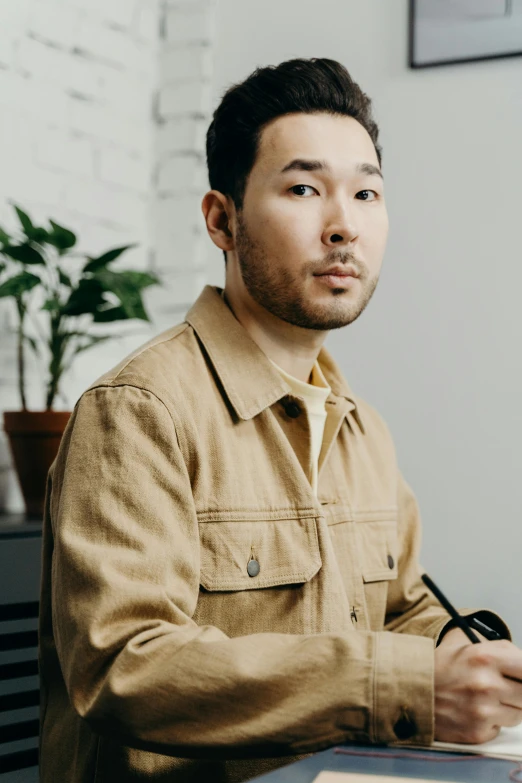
[
  {"x1": 199, "y1": 517, "x2": 322, "y2": 591},
  {"x1": 359, "y1": 520, "x2": 399, "y2": 583}
]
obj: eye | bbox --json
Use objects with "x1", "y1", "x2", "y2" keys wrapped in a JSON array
[
  {"x1": 289, "y1": 184, "x2": 317, "y2": 197},
  {"x1": 356, "y1": 190, "x2": 378, "y2": 201}
]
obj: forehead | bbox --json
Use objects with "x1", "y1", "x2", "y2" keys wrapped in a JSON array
[{"x1": 254, "y1": 112, "x2": 379, "y2": 175}]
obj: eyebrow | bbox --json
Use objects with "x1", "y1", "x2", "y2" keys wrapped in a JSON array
[{"x1": 279, "y1": 158, "x2": 383, "y2": 180}]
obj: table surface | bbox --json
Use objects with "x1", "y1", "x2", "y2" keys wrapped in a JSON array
[{"x1": 250, "y1": 744, "x2": 520, "y2": 782}]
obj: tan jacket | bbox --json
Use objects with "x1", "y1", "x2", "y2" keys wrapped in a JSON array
[{"x1": 39, "y1": 285, "x2": 506, "y2": 782}]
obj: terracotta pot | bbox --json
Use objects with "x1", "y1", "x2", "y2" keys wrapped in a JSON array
[{"x1": 3, "y1": 410, "x2": 71, "y2": 520}]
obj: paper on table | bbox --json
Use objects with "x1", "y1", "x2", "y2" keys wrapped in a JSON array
[
  {"x1": 311, "y1": 726, "x2": 522, "y2": 782},
  {"x1": 429, "y1": 722, "x2": 522, "y2": 761},
  {"x1": 313, "y1": 773, "x2": 461, "y2": 783}
]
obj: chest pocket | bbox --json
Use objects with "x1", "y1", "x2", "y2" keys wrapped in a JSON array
[
  {"x1": 357, "y1": 518, "x2": 399, "y2": 630},
  {"x1": 358, "y1": 519, "x2": 399, "y2": 582},
  {"x1": 194, "y1": 517, "x2": 322, "y2": 635}
]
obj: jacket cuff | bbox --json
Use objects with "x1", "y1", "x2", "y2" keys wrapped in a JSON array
[{"x1": 372, "y1": 632, "x2": 434, "y2": 745}]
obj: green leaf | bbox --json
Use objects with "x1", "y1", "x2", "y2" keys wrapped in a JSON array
[
  {"x1": 58, "y1": 268, "x2": 73, "y2": 288},
  {"x1": 0, "y1": 271, "x2": 40, "y2": 298},
  {"x1": 42, "y1": 296, "x2": 61, "y2": 312},
  {"x1": 24, "y1": 334, "x2": 40, "y2": 356},
  {"x1": 83, "y1": 244, "x2": 137, "y2": 273},
  {"x1": 0, "y1": 226, "x2": 11, "y2": 246},
  {"x1": 92, "y1": 306, "x2": 131, "y2": 322},
  {"x1": 14, "y1": 206, "x2": 34, "y2": 235},
  {"x1": 33, "y1": 227, "x2": 50, "y2": 243},
  {"x1": 93, "y1": 269, "x2": 154, "y2": 321},
  {"x1": 13, "y1": 206, "x2": 49, "y2": 243},
  {"x1": 48, "y1": 221, "x2": 77, "y2": 254},
  {"x1": 62, "y1": 258, "x2": 157, "y2": 323},
  {"x1": 2, "y1": 243, "x2": 46, "y2": 265},
  {"x1": 113, "y1": 270, "x2": 159, "y2": 290},
  {"x1": 0, "y1": 261, "x2": 5, "y2": 275},
  {"x1": 94, "y1": 269, "x2": 158, "y2": 294},
  {"x1": 62, "y1": 278, "x2": 106, "y2": 316}
]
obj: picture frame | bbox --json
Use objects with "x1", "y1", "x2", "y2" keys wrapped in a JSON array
[{"x1": 409, "y1": 0, "x2": 522, "y2": 68}]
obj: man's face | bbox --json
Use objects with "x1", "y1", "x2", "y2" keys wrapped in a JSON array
[{"x1": 232, "y1": 112, "x2": 389, "y2": 330}]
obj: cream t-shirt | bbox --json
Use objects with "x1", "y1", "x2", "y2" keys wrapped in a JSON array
[{"x1": 270, "y1": 360, "x2": 331, "y2": 494}]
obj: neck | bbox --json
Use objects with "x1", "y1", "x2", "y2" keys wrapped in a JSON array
[{"x1": 223, "y1": 280, "x2": 327, "y2": 384}]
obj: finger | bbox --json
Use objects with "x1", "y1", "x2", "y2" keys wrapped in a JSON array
[
  {"x1": 500, "y1": 679, "x2": 522, "y2": 711},
  {"x1": 493, "y1": 641, "x2": 522, "y2": 682},
  {"x1": 505, "y1": 674, "x2": 522, "y2": 685},
  {"x1": 498, "y1": 703, "x2": 522, "y2": 728}
]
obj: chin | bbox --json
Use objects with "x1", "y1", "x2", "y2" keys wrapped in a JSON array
[{"x1": 308, "y1": 305, "x2": 359, "y2": 328}]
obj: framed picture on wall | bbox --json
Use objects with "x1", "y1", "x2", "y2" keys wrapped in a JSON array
[{"x1": 409, "y1": 0, "x2": 522, "y2": 67}]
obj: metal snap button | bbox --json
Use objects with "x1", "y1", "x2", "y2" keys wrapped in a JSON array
[
  {"x1": 387, "y1": 555, "x2": 395, "y2": 569},
  {"x1": 247, "y1": 559, "x2": 260, "y2": 577}
]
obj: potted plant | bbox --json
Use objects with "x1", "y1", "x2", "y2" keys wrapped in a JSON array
[{"x1": 0, "y1": 204, "x2": 159, "y2": 519}]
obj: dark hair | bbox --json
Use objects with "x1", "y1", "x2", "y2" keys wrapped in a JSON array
[{"x1": 205, "y1": 57, "x2": 382, "y2": 261}]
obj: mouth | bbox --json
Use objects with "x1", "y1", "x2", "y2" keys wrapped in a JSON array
[
  {"x1": 313, "y1": 266, "x2": 359, "y2": 290},
  {"x1": 316, "y1": 264, "x2": 359, "y2": 277}
]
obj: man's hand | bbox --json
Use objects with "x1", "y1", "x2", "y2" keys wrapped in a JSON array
[{"x1": 434, "y1": 627, "x2": 522, "y2": 744}]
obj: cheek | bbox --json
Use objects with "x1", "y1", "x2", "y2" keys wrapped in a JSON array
[
  {"x1": 363, "y1": 210, "x2": 389, "y2": 252},
  {"x1": 253, "y1": 203, "x2": 314, "y2": 251},
  {"x1": 278, "y1": 202, "x2": 321, "y2": 241},
  {"x1": 245, "y1": 202, "x2": 283, "y2": 240}
]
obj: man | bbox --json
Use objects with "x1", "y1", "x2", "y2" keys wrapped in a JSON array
[{"x1": 39, "y1": 58, "x2": 522, "y2": 782}]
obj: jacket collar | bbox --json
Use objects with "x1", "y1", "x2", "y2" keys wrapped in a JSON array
[{"x1": 185, "y1": 286, "x2": 359, "y2": 421}]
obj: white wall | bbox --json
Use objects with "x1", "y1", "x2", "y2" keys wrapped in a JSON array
[
  {"x1": 153, "y1": 0, "x2": 216, "y2": 332},
  {"x1": 0, "y1": 0, "x2": 159, "y2": 510},
  {"x1": 0, "y1": 0, "x2": 216, "y2": 511},
  {"x1": 207, "y1": 0, "x2": 522, "y2": 641}
]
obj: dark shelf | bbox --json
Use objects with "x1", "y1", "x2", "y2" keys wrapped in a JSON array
[{"x1": 0, "y1": 514, "x2": 42, "y2": 540}]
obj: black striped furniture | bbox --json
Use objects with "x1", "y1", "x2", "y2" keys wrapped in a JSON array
[{"x1": 0, "y1": 600, "x2": 39, "y2": 777}]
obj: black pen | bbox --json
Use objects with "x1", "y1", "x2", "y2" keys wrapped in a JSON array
[{"x1": 421, "y1": 573, "x2": 481, "y2": 644}]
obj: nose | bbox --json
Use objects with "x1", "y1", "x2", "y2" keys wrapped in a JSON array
[{"x1": 321, "y1": 200, "x2": 358, "y2": 248}]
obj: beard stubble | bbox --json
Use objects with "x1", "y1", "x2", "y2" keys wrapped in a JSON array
[{"x1": 235, "y1": 213, "x2": 380, "y2": 331}]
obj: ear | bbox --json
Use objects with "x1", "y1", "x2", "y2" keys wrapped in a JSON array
[{"x1": 201, "y1": 191, "x2": 235, "y2": 251}]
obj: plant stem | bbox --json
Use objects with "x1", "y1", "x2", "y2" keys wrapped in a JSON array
[
  {"x1": 16, "y1": 298, "x2": 27, "y2": 410},
  {"x1": 46, "y1": 374, "x2": 59, "y2": 410},
  {"x1": 46, "y1": 315, "x2": 59, "y2": 410},
  {"x1": 46, "y1": 306, "x2": 67, "y2": 410},
  {"x1": 45, "y1": 253, "x2": 62, "y2": 411}
]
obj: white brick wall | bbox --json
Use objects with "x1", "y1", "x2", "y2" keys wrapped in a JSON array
[
  {"x1": 153, "y1": 0, "x2": 217, "y2": 330},
  {"x1": 0, "y1": 0, "x2": 217, "y2": 512}
]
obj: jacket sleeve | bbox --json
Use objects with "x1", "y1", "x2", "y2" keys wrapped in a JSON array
[
  {"x1": 384, "y1": 472, "x2": 510, "y2": 643},
  {"x1": 50, "y1": 384, "x2": 436, "y2": 758}
]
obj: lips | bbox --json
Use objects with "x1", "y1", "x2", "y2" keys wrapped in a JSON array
[
  {"x1": 314, "y1": 265, "x2": 359, "y2": 279},
  {"x1": 313, "y1": 268, "x2": 359, "y2": 290}
]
